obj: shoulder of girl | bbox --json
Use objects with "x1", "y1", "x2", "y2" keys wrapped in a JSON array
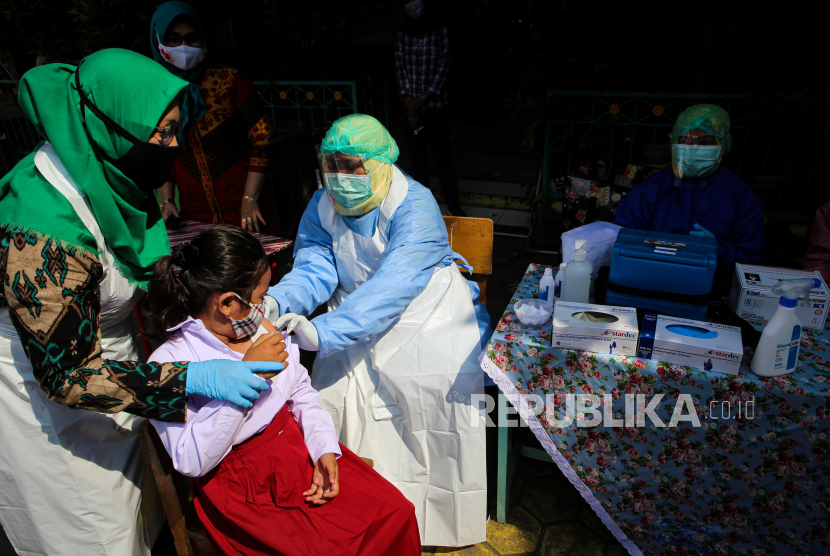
[
  {"x1": 150, "y1": 333, "x2": 189, "y2": 363},
  {"x1": 148, "y1": 347, "x2": 175, "y2": 365},
  {"x1": 261, "y1": 319, "x2": 277, "y2": 334}
]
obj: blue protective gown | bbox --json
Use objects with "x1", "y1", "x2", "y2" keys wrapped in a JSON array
[
  {"x1": 614, "y1": 166, "x2": 765, "y2": 268},
  {"x1": 268, "y1": 171, "x2": 493, "y2": 359}
]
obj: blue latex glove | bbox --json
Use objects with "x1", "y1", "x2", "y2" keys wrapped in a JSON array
[
  {"x1": 690, "y1": 223, "x2": 716, "y2": 240},
  {"x1": 186, "y1": 360, "x2": 283, "y2": 408}
]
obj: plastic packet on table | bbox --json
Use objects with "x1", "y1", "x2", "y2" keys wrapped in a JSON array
[
  {"x1": 561, "y1": 221, "x2": 622, "y2": 282},
  {"x1": 514, "y1": 299, "x2": 553, "y2": 326},
  {"x1": 573, "y1": 311, "x2": 618, "y2": 324}
]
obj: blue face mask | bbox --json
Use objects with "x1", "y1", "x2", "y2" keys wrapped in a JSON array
[
  {"x1": 405, "y1": 0, "x2": 425, "y2": 18},
  {"x1": 324, "y1": 173, "x2": 374, "y2": 208},
  {"x1": 672, "y1": 144, "x2": 721, "y2": 178}
]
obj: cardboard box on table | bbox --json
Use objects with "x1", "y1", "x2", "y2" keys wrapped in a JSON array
[
  {"x1": 638, "y1": 313, "x2": 744, "y2": 375},
  {"x1": 730, "y1": 264, "x2": 830, "y2": 330},
  {"x1": 552, "y1": 301, "x2": 639, "y2": 356}
]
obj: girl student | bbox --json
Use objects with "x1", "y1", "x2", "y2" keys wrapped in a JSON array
[{"x1": 144, "y1": 225, "x2": 420, "y2": 556}]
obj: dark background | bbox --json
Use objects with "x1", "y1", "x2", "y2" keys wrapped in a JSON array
[{"x1": 3, "y1": 0, "x2": 827, "y2": 147}]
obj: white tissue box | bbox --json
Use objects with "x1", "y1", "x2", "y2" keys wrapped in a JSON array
[
  {"x1": 551, "y1": 301, "x2": 639, "y2": 355},
  {"x1": 638, "y1": 314, "x2": 743, "y2": 375},
  {"x1": 730, "y1": 264, "x2": 829, "y2": 330}
]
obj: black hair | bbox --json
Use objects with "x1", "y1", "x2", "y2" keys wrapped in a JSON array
[{"x1": 145, "y1": 225, "x2": 268, "y2": 340}]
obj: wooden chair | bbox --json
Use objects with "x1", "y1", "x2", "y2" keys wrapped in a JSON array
[
  {"x1": 141, "y1": 420, "x2": 216, "y2": 556},
  {"x1": 442, "y1": 216, "x2": 493, "y2": 303}
]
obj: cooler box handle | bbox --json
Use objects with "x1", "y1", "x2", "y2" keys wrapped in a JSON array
[{"x1": 618, "y1": 246, "x2": 710, "y2": 268}]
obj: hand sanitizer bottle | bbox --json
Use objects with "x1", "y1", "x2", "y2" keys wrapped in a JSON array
[
  {"x1": 751, "y1": 278, "x2": 820, "y2": 377},
  {"x1": 563, "y1": 239, "x2": 592, "y2": 303},
  {"x1": 539, "y1": 268, "x2": 555, "y2": 305},
  {"x1": 554, "y1": 263, "x2": 567, "y2": 302}
]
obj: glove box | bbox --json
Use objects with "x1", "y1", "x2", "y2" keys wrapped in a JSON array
[{"x1": 606, "y1": 228, "x2": 718, "y2": 320}]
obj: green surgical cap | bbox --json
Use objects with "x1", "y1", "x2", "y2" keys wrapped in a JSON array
[
  {"x1": 321, "y1": 114, "x2": 400, "y2": 164},
  {"x1": 672, "y1": 104, "x2": 732, "y2": 154}
]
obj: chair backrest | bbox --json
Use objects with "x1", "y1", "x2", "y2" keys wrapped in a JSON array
[
  {"x1": 443, "y1": 216, "x2": 494, "y2": 303},
  {"x1": 141, "y1": 420, "x2": 216, "y2": 556}
]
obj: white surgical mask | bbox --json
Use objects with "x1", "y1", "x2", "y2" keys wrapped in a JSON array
[
  {"x1": 405, "y1": 0, "x2": 425, "y2": 19},
  {"x1": 158, "y1": 41, "x2": 207, "y2": 71}
]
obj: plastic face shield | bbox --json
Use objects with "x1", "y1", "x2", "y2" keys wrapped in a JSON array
[
  {"x1": 668, "y1": 132, "x2": 727, "y2": 147},
  {"x1": 316, "y1": 145, "x2": 369, "y2": 176},
  {"x1": 316, "y1": 145, "x2": 385, "y2": 208}
]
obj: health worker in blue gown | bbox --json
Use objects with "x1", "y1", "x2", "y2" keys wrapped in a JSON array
[
  {"x1": 263, "y1": 114, "x2": 490, "y2": 548},
  {"x1": 614, "y1": 104, "x2": 765, "y2": 273}
]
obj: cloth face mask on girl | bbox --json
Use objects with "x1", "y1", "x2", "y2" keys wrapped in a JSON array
[{"x1": 229, "y1": 293, "x2": 266, "y2": 339}]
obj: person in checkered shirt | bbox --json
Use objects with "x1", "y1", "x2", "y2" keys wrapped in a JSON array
[{"x1": 395, "y1": 1, "x2": 465, "y2": 216}]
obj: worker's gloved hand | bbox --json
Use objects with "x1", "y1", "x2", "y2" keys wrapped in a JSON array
[
  {"x1": 262, "y1": 295, "x2": 280, "y2": 322},
  {"x1": 690, "y1": 223, "x2": 716, "y2": 241},
  {"x1": 186, "y1": 360, "x2": 282, "y2": 408},
  {"x1": 275, "y1": 313, "x2": 321, "y2": 351}
]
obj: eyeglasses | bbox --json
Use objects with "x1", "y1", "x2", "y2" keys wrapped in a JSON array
[
  {"x1": 154, "y1": 118, "x2": 184, "y2": 146},
  {"x1": 165, "y1": 32, "x2": 203, "y2": 47}
]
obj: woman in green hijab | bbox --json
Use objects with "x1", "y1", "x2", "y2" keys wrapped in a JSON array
[{"x1": 0, "y1": 49, "x2": 282, "y2": 556}]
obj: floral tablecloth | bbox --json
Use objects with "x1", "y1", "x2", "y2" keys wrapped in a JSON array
[{"x1": 479, "y1": 264, "x2": 830, "y2": 556}]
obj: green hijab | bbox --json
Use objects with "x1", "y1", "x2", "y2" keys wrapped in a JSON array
[{"x1": 0, "y1": 48, "x2": 189, "y2": 289}]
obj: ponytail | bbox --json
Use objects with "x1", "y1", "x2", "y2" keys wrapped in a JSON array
[
  {"x1": 144, "y1": 225, "x2": 268, "y2": 340},
  {"x1": 144, "y1": 248, "x2": 192, "y2": 340}
]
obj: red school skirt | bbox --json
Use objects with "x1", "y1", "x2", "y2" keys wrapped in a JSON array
[{"x1": 191, "y1": 406, "x2": 421, "y2": 556}]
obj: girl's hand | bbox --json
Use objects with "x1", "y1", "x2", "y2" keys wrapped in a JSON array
[
  {"x1": 161, "y1": 201, "x2": 179, "y2": 221},
  {"x1": 303, "y1": 453, "x2": 339, "y2": 504},
  {"x1": 241, "y1": 199, "x2": 266, "y2": 233},
  {"x1": 243, "y1": 331, "x2": 287, "y2": 378}
]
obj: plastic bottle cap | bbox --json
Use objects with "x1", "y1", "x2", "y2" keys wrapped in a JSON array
[
  {"x1": 573, "y1": 239, "x2": 587, "y2": 262},
  {"x1": 779, "y1": 297, "x2": 797, "y2": 308},
  {"x1": 544, "y1": 268, "x2": 553, "y2": 276},
  {"x1": 560, "y1": 263, "x2": 567, "y2": 269}
]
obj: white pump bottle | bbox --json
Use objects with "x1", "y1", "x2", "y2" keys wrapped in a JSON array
[
  {"x1": 563, "y1": 239, "x2": 592, "y2": 304},
  {"x1": 751, "y1": 278, "x2": 820, "y2": 377}
]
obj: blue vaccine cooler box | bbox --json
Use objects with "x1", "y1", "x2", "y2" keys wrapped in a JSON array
[{"x1": 606, "y1": 229, "x2": 718, "y2": 320}]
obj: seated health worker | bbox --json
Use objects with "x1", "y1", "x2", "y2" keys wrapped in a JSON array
[
  {"x1": 146, "y1": 226, "x2": 420, "y2": 556},
  {"x1": 265, "y1": 114, "x2": 490, "y2": 547},
  {"x1": 615, "y1": 104, "x2": 765, "y2": 274}
]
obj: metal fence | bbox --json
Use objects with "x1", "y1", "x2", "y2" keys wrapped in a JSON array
[
  {"x1": 255, "y1": 80, "x2": 357, "y2": 139},
  {"x1": 541, "y1": 90, "x2": 829, "y2": 221},
  {"x1": 1, "y1": 78, "x2": 390, "y2": 173}
]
